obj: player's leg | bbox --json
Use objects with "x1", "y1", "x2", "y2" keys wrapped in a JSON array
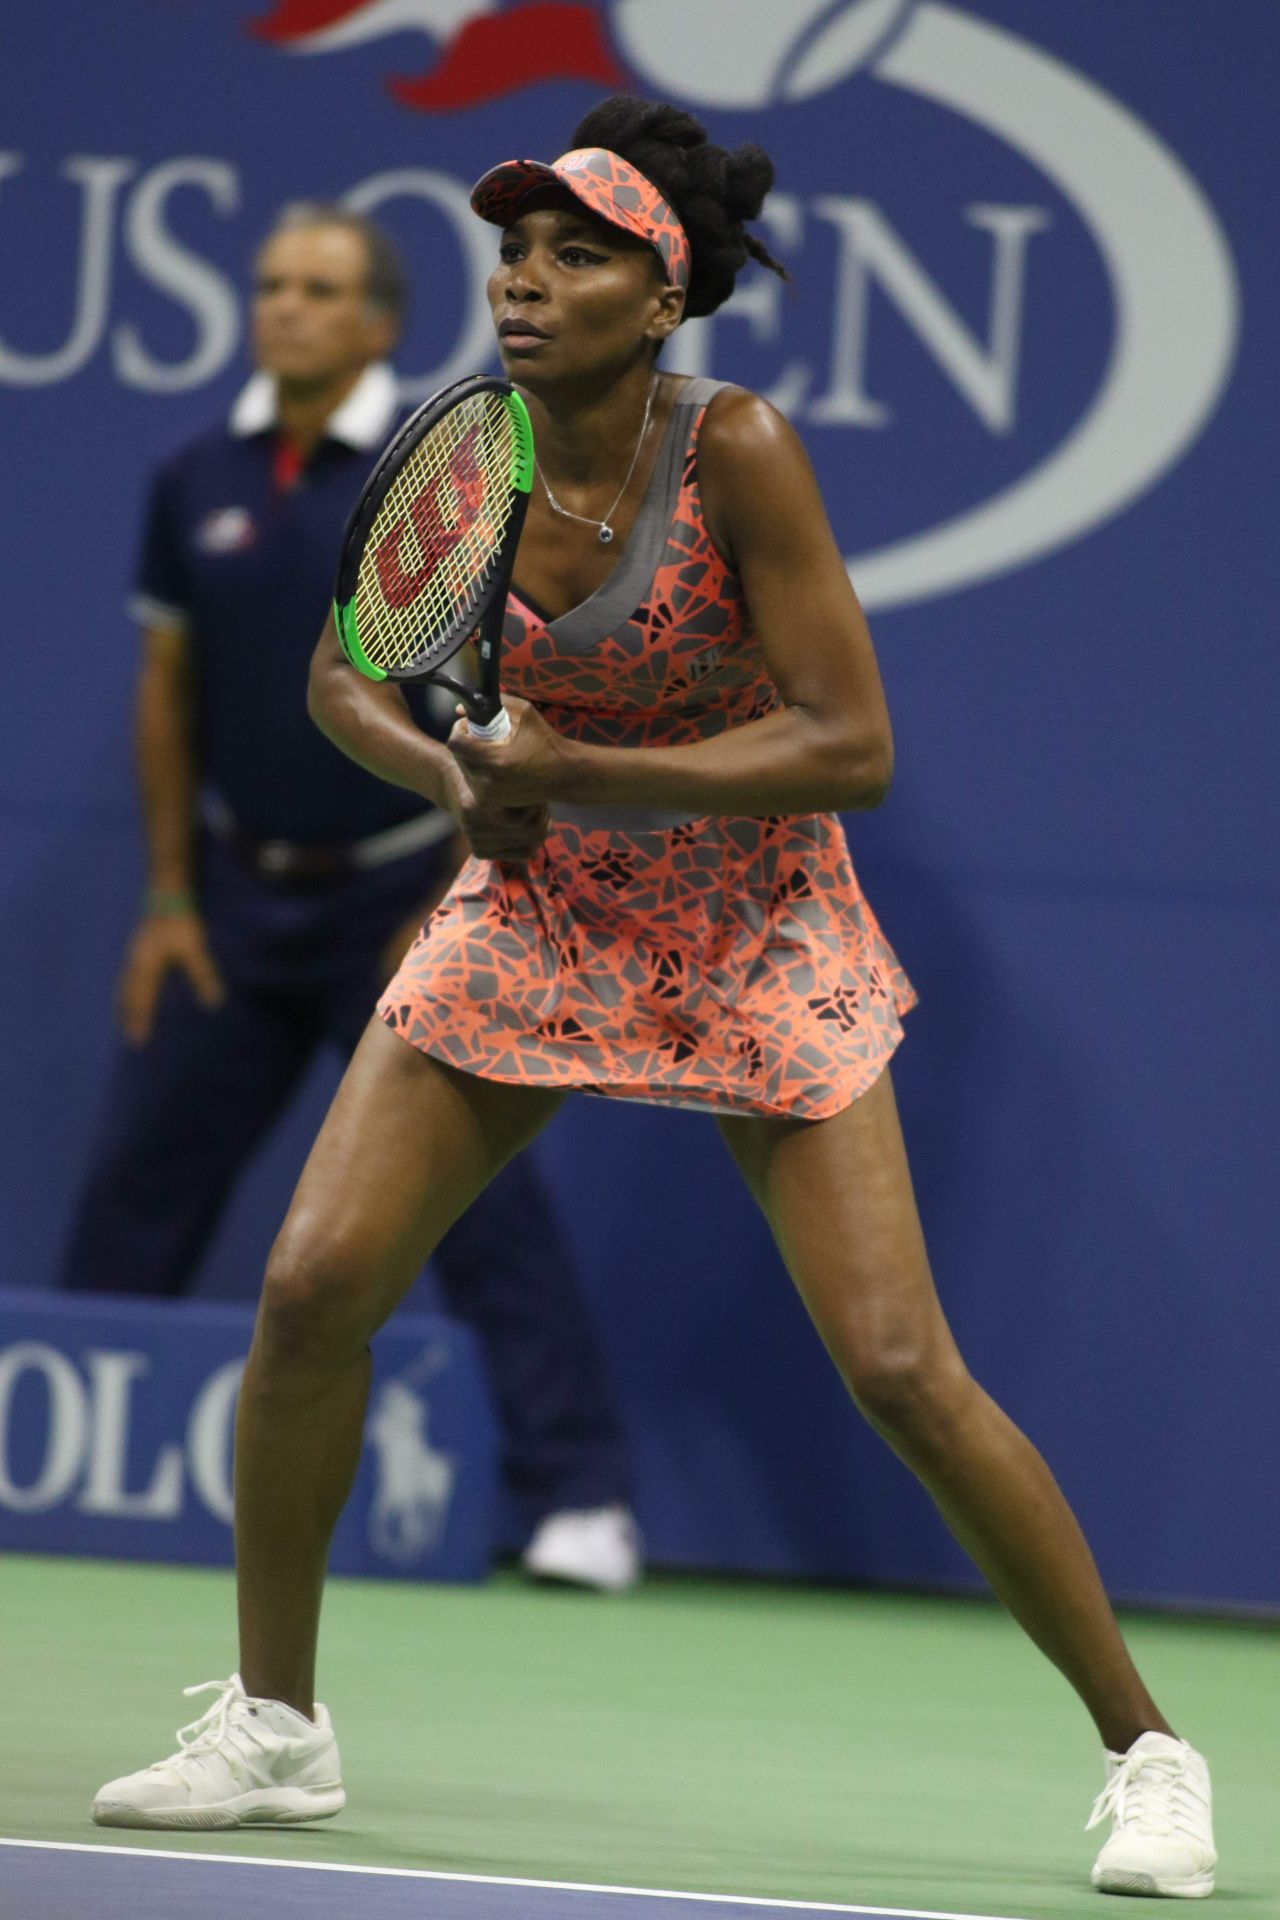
[
  {"x1": 718, "y1": 1068, "x2": 1216, "y2": 1896},
  {"x1": 92, "y1": 1009, "x2": 523, "y2": 1831},
  {"x1": 322, "y1": 867, "x2": 637, "y2": 1590},
  {"x1": 718, "y1": 1067, "x2": 1166, "y2": 1749},
  {"x1": 61, "y1": 970, "x2": 315, "y2": 1296},
  {"x1": 235, "y1": 1017, "x2": 565, "y2": 1716}
]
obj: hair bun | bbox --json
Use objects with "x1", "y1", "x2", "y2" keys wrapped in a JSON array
[
  {"x1": 722, "y1": 145, "x2": 775, "y2": 226},
  {"x1": 567, "y1": 93, "x2": 789, "y2": 321},
  {"x1": 641, "y1": 101, "x2": 706, "y2": 154}
]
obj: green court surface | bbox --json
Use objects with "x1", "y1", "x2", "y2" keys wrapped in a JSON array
[{"x1": 3, "y1": 1554, "x2": 1276, "y2": 1920}]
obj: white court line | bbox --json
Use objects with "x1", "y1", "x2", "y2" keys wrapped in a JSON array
[{"x1": 0, "y1": 1839, "x2": 1030, "y2": 1920}]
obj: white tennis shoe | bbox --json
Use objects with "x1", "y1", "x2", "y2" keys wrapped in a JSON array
[
  {"x1": 521, "y1": 1503, "x2": 642, "y2": 1592},
  {"x1": 1087, "y1": 1731, "x2": 1216, "y2": 1898},
  {"x1": 91, "y1": 1674, "x2": 345, "y2": 1830}
]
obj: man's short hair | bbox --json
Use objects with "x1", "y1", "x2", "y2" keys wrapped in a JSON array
[{"x1": 266, "y1": 202, "x2": 409, "y2": 324}]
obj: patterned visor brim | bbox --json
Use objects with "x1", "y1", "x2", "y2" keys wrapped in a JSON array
[{"x1": 470, "y1": 147, "x2": 692, "y2": 295}]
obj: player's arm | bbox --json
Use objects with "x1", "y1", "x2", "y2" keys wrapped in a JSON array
[
  {"x1": 117, "y1": 622, "x2": 225, "y2": 1043},
  {"x1": 308, "y1": 610, "x2": 457, "y2": 806},
  {"x1": 452, "y1": 393, "x2": 893, "y2": 817},
  {"x1": 307, "y1": 614, "x2": 548, "y2": 860},
  {"x1": 700, "y1": 389, "x2": 894, "y2": 809}
]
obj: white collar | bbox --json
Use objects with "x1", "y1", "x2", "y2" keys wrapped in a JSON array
[{"x1": 228, "y1": 362, "x2": 399, "y2": 449}]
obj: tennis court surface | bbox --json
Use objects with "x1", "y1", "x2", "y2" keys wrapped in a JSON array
[
  {"x1": 4, "y1": 1556, "x2": 1276, "y2": 1920},
  {"x1": 0, "y1": 1841, "x2": 1041, "y2": 1920}
]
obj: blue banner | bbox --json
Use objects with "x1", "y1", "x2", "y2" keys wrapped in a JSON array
[
  {"x1": 0, "y1": 1294, "x2": 499, "y2": 1580},
  {"x1": 3, "y1": 2, "x2": 1276, "y2": 1608}
]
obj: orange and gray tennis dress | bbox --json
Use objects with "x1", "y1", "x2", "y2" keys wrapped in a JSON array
[{"x1": 379, "y1": 377, "x2": 915, "y2": 1120}]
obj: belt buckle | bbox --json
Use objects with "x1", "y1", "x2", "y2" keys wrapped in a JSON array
[{"x1": 256, "y1": 840, "x2": 296, "y2": 876}]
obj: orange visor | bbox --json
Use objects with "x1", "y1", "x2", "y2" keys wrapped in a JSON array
[{"x1": 471, "y1": 146, "x2": 691, "y2": 295}]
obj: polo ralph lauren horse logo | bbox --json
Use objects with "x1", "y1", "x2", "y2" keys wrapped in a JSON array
[{"x1": 365, "y1": 1345, "x2": 457, "y2": 1565}]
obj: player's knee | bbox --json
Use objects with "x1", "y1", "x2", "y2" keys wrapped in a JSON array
[
  {"x1": 844, "y1": 1335, "x2": 970, "y2": 1441},
  {"x1": 258, "y1": 1230, "x2": 370, "y2": 1372}
]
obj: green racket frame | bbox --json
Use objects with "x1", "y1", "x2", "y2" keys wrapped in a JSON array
[{"x1": 333, "y1": 375, "x2": 533, "y2": 730}]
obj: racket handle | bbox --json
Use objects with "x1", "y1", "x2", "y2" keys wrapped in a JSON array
[{"x1": 467, "y1": 705, "x2": 512, "y2": 744}]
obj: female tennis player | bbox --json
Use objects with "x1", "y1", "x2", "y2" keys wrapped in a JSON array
[{"x1": 92, "y1": 97, "x2": 1216, "y2": 1898}]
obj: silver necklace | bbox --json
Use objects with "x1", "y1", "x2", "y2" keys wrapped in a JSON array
[{"x1": 535, "y1": 377, "x2": 658, "y2": 546}]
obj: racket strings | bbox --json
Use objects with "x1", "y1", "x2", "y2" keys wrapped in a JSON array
[{"x1": 355, "y1": 394, "x2": 517, "y2": 672}]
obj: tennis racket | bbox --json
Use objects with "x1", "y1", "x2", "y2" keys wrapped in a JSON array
[{"x1": 333, "y1": 374, "x2": 534, "y2": 741}]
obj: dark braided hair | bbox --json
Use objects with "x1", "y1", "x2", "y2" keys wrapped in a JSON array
[{"x1": 568, "y1": 96, "x2": 788, "y2": 320}]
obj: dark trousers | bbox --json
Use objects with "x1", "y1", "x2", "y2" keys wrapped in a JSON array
[{"x1": 61, "y1": 833, "x2": 631, "y2": 1523}]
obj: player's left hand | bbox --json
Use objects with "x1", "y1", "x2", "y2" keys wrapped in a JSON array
[{"x1": 447, "y1": 697, "x2": 570, "y2": 808}]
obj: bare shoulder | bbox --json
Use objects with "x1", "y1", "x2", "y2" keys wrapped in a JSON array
[
  {"x1": 698, "y1": 385, "x2": 807, "y2": 470},
  {"x1": 693, "y1": 385, "x2": 824, "y2": 561}
]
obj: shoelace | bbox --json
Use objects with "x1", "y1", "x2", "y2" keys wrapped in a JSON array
[
  {"x1": 142, "y1": 1676, "x2": 251, "y2": 1775},
  {"x1": 176, "y1": 1677, "x2": 245, "y2": 1754},
  {"x1": 1086, "y1": 1746, "x2": 1197, "y2": 1838}
]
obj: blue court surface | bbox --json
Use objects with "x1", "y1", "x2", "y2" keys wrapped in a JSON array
[{"x1": 0, "y1": 1844, "x2": 1030, "y2": 1920}]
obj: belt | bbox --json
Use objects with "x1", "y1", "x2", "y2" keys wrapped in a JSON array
[{"x1": 204, "y1": 799, "x2": 456, "y2": 882}]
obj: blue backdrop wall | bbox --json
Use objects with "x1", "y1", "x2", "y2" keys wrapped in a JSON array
[{"x1": 2, "y1": 1, "x2": 1276, "y2": 1608}]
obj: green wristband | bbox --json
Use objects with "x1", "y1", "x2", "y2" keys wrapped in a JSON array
[{"x1": 144, "y1": 887, "x2": 197, "y2": 917}]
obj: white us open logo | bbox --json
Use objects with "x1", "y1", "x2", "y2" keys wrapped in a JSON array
[
  {"x1": 616, "y1": 0, "x2": 1240, "y2": 611},
  {"x1": 245, "y1": 0, "x2": 1240, "y2": 607},
  {"x1": 1, "y1": 1, "x2": 1240, "y2": 614}
]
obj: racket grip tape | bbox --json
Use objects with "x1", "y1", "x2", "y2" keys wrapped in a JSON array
[{"x1": 467, "y1": 706, "x2": 512, "y2": 744}]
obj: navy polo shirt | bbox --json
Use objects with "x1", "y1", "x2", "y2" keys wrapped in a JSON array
[{"x1": 131, "y1": 364, "x2": 435, "y2": 844}]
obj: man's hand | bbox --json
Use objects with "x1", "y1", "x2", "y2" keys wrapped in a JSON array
[
  {"x1": 117, "y1": 909, "x2": 226, "y2": 1045},
  {"x1": 436, "y1": 754, "x2": 549, "y2": 862}
]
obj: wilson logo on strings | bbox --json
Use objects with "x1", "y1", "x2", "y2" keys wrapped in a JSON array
[{"x1": 373, "y1": 424, "x2": 487, "y2": 608}]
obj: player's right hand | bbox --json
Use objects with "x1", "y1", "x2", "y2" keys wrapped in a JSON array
[
  {"x1": 116, "y1": 911, "x2": 227, "y2": 1045},
  {"x1": 437, "y1": 760, "x2": 548, "y2": 862}
]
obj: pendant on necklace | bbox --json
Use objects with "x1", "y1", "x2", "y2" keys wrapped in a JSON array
[{"x1": 598, "y1": 525, "x2": 614, "y2": 545}]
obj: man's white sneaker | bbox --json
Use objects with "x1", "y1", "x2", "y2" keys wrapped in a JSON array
[
  {"x1": 1087, "y1": 1731, "x2": 1216, "y2": 1898},
  {"x1": 91, "y1": 1675, "x2": 345, "y2": 1830},
  {"x1": 521, "y1": 1504, "x2": 642, "y2": 1592}
]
